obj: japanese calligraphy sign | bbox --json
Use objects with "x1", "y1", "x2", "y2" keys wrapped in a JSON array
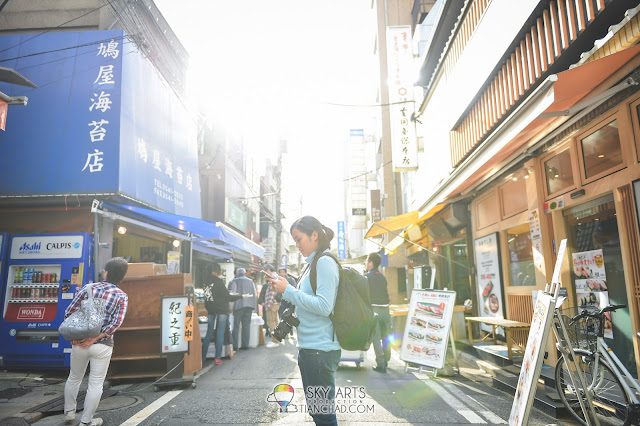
[
  {"x1": 0, "y1": 30, "x2": 201, "y2": 217},
  {"x1": 386, "y1": 26, "x2": 418, "y2": 172},
  {"x1": 161, "y1": 296, "x2": 189, "y2": 353},
  {"x1": 184, "y1": 305, "x2": 194, "y2": 342}
]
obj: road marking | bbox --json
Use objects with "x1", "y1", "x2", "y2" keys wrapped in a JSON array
[
  {"x1": 120, "y1": 390, "x2": 183, "y2": 426},
  {"x1": 441, "y1": 380, "x2": 507, "y2": 424},
  {"x1": 422, "y1": 377, "x2": 487, "y2": 423}
]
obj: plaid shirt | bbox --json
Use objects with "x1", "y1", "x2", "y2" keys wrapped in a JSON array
[
  {"x1": 265, "y1": 284, "x2": 279, "y2": 308},
  {"x1": 64, "y1": 281, "x2": 128, "y2": 344}
]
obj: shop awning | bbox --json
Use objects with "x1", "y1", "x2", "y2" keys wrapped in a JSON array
[
  {"x1": 192, "y1": 241, "x2": 232, "y2": 260},
  {"x1": 418, "y1": 44, "x2": 640, "y2": 216},
  {"x1": 364, "y1": 210, "x2": 420, "y2": 239},
  {"x1": 97, "y1": 201, "x2": 265, "y2": 258}
]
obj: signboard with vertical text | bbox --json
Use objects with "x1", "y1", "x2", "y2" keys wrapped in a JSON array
[
  {"x1": 386, "y1": 26, "x2": 417, "y2": 172},
  {"x1": 161, "y1": 296, "x2": 189, "y2": 353},
  {"x1": 337, "y1": 221, "x2": 346, "y2": 259}
]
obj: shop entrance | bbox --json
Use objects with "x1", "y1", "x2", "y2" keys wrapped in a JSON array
[
  {"x1": 564, "y1": 194, "x2": 636, "y2": 377},
  {"x1": 437, "y1": 239, "x2": 471, "y2": 305}
]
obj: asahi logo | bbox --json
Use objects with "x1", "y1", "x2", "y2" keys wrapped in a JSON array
[
  {"x1": 19, "y1": 242, "x2": 41, "y2": 253},
  {"x1": 17, "y1": 307, "x2": 45, "y2": 320}
]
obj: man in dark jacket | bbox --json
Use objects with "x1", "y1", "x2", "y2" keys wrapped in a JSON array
[
  {"x1": 366, "y1": 252, "x2": 391, "y2": 373},
  {"x1": 229, "y1": 268, "x2": 257, "y2": 351},
  {"x1": 201, "y1": 263, "x2": 241, "y2": 364}
]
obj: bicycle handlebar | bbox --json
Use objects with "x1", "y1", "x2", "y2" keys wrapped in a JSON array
[{"x1": 569, "y1": 304, "x2": 627, "y2": 326}]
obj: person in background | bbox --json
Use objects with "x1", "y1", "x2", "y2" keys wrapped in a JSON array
[
  {"x1": 263, "y1": 264, "x2": 282, "y2": 348},
  {"x1": 258, "y1": 282, "x2": 271, "y2": 337},
  {"x1": 366, "y1": 252, "x2": 391, "y2": 373},
  {"x1": 278, "y1": 267, "x2": 297, "y2": 320},
  {"x1": 63, "y1": 258, "x2": 129, "y2": 426},
  {"x1": 201, "y1": 263, "x2": 241, "y2": 364},
  {"x1": 268, "y1": 216, "x2": 340, "y2": 426},
  {"x1": 229, "y1": 268, "x2": 257, "y2": 351}
]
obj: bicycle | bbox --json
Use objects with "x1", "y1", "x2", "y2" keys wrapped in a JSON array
[{"x1": 553, "y1": 304, "x2": 640, "y2": 426}]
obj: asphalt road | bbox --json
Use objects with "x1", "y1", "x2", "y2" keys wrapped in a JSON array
[{"x1": 32, "y1": 335, "x2": 570, "y2": 425}]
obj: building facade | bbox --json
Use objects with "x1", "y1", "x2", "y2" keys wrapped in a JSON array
[{"x1": 385, "y1": 0, "x2": 640, "y2": 376}]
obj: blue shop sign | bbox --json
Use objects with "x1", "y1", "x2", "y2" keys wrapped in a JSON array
[{"x1": 0, "y1": 30, "x2": 201, "y2": 217}]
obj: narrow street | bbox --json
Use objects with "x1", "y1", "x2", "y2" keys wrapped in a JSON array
[{"x1": 26, "y1": 336, "x2": 565, "y2": 425}]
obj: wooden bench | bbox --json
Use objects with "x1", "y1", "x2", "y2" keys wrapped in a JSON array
[{"x1": 465, "y1": 316, "x2": 530, "y2": 360}]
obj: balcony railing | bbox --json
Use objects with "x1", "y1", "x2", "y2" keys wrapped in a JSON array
[{"x1": 449, "y1": 0, "x2": 610, "y2": 168}]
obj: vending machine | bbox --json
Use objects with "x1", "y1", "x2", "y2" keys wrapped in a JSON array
[
  {"x1": 0, "y1": 233, "x2": 8, "y2": 308},
  {"x1": 0, "y1": 233, "x2": 94, "y2": 369}
]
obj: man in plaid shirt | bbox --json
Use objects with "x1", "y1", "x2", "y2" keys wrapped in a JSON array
[
  {"x1": 63, "y1": 258, "x2": 129, "y2": 426},
  {"x1": 263, "y1": 264, "x2": 281, "y2": 348}
]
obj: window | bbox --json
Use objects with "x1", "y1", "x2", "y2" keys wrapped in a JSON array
[
  {"x1": 506, "y1": 224, "x2": 534, "y2": 287},
  {"x1": 544, "y1": 149, "x2": 574, "y2": 196},
  {"x1": 580, "y1": 120, "x2": 622, "y2": 180}
]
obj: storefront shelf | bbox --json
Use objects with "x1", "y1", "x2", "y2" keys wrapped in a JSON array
[
  {"x1": 11, "y1": 284, "x2": 60, "y2": 288},
  {"x1": 8, "y1": 299, "x2": 58, "y2": 303},
  {"x1": 111, "y1": 353, "x2": 167, "y2": 361},
  {"x1": 107, "y1": 372, "x2": 167, "y2": 380}
]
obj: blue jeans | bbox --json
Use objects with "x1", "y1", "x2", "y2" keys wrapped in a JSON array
[
  {"x1": 214, "y1": 314, "x2": 228, "y2": 359},
  {"x1": 233, "y1": 307, "x2": 253, "y2": 350},
  {"x1": 298, "y1": 348, "x2": 341, "y2": 426},
  {"x1": 372, "y1": 306, "x2": 391, "y2": 368},
  {"x1": 202, "y1": 314, "x2": 216, "y2": 361}
]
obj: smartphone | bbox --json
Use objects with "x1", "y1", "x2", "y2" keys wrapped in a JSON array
[{"x1": 263, "y1": 270, "x2": 277, "y2": 280}]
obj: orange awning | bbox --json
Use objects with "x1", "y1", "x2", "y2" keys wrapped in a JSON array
[{"x1": 364, "y1": 210, "x2": 419, "y2": 239}]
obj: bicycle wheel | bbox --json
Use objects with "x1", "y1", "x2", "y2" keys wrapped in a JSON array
[{"x1": 556, "y1": 354, "x2": 630, "y2": 425}]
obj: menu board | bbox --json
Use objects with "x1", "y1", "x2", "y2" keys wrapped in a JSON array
[
  {"x1": 572, "y1": 249, "x2": 612, "y2": 338},
  {"x1": 509, "y1": 291, "x2": 557, "y2": 426},
  {"x1": 474, "y1": 233, "x2": 505, "y2": 334},
  {"x1": 400, "y1": 289, "x2": 456, "y2": 369}
]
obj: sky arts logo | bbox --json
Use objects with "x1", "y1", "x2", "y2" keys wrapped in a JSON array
[{"x1": 266, "y1": 384, "x2": 374, "y2": 415}]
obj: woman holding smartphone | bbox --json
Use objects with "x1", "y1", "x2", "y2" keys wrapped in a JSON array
[{"x1": 268, "y1": 216, "x2": 340, "y2": 426}]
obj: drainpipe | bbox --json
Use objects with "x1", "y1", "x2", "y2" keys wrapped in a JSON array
[{"x1": 93, "y1": 212, "x2": 99, "y2": 283}]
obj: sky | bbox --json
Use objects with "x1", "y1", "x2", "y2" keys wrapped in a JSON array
[{"x1": 155, "y1": 0, "x2": 379, "y2": 231}]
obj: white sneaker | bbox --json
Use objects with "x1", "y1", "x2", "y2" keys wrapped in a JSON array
[
  {"x1": 266, "y1": 341, "x2": 278, "y2": 348},
  {"x1": 80, "y1": 418, "x2": 103, "y2": 426},
  {"x1": 64, "y1": 410, "x2": 75, "y2": 421}
]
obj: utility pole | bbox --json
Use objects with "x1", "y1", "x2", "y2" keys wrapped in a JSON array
[{"x1": 274, "y1": 140, "x2": 285, "y2": 268}]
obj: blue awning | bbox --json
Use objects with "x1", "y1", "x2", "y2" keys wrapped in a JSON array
[
  {"x1": 192, "y1": 241, "x2": 232, "y2": 260},
  {"x1": 100, "y1": 201, "x2": 264, "y2": 258}
]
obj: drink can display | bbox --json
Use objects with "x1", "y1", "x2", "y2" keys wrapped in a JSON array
[{"x1": 51, "y1": 273, "x2": 57, "y2": 283}]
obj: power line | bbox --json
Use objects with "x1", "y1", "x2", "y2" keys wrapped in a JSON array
[
  {"x1": 343, "y1": 160, "x2": 392, "y2": 181},
  {"x1": 327, "y1": 100, "x2": 415, "y2": 107},
  {"x1": 0, "y1": 35, "x2": 128, "y2": 64},
  {"x1": 0, "y1": 0, "x2": 115, "y2": 55}
]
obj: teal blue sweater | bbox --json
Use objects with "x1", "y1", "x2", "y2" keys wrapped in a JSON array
[{"x1": 283, "y1": 250, "x2": 341, "y2": 352}]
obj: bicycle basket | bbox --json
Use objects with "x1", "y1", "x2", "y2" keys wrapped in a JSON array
[{"x1": 558, "y1": 310, "x2": 598, "y2": 353}]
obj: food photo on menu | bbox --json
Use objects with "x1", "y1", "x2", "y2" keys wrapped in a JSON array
[
  {"x1": 408, "y1": 331, "x2": 425, "y2": 341},
  {"x1": 410, "y1": 317, "x2": 427, "y2": 328},
  {"x1": 427, "y1": 321, "x2": 445, "y2": 331},
  {"x1": 415, "y1": 302, "x2": 444, "y2": 319}
]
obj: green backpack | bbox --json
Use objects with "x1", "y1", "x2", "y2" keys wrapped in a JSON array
[{"x1": 310, "y1": 252, "x2": 377, "y2": 351}]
